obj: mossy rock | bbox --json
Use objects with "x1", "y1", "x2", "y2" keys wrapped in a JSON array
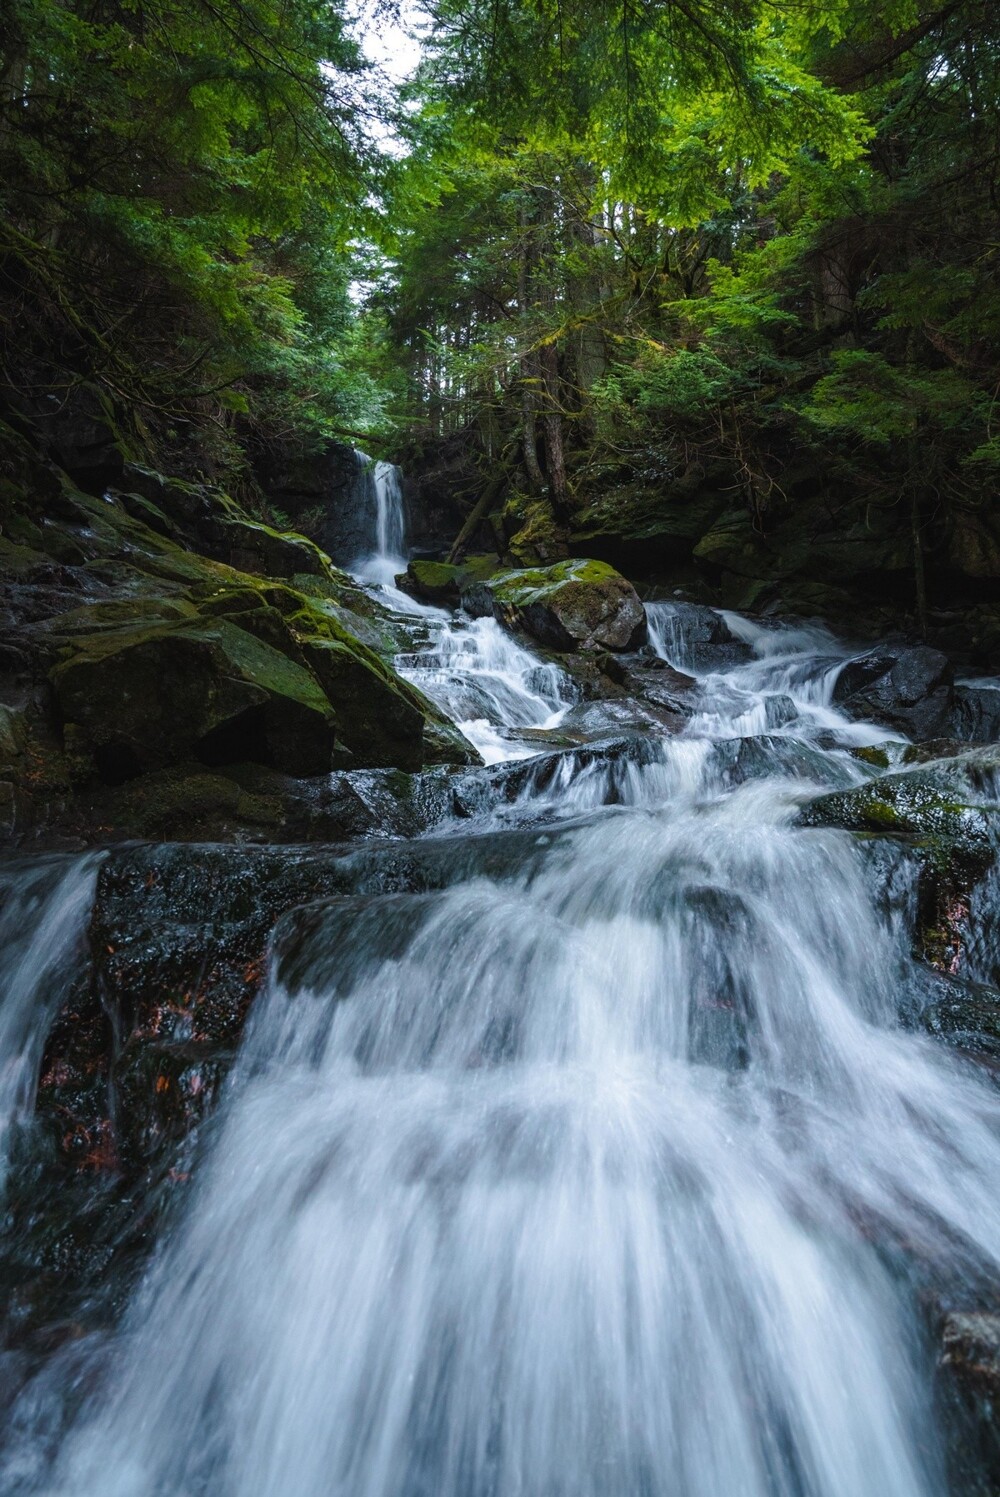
[
  {"x1": 202, "y1": 514, "x2": 332, "y2": 579},
  {"x1": 401, "y1": 555, "x2": 498, "y2": 605},
  {"x1": 504, "y1": 497, "x2": 569, "y2": 566},
  {"x1": 0, "y1": 535, "x2": 52, "y2": 574},
  {"x1": 110, "y1": 766, "x2": 284, "y2": 839},
  {"x1": 299, "y1": 631, "x2": 478, "y2": 770},
  {"x1": 50, "y1": 617, "x2": 338, "y2": 780},
  {"x1": 0, "y1": 704, "x2": 28, "y2": 767},
  {"x1": 799, "y1": 762, "x2": 998, "y2": 868},
  {"x1": 41, "y1": 596, "x2": 199, "y2": 640},
  {"x1": 800, "y1": 750, "x2": 1000, "y2": 967},
  {"x1": 462, "y1": 558, "x2": 647, "y2": 652}
]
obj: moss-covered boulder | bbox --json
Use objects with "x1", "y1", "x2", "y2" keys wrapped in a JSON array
[
  {"x1": 399, "y1": 555, "x2": 498, "y2": 606},
  {"x1": 299, "y1": 630, "x2": 473, "y2": 770},
  {"x1": 50, "y1": 617, "x2": 339, "y2": 780},
  {"x1": 462, "y1": 559, "x2": 647, "y2": 652}
]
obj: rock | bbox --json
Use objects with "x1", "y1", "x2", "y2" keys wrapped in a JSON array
[
  {"x1": 644, "y1": 601, "x2": 753, "y2": 671},
  {"x1": 202, "y1": 515, "x2": 332, "y2": 579},
  {"x1": 399, "y1": 555, "x2": 498, "y2": 606},
  {"x1": 918, "y1": 970, "x2": 1000, "y2": 1060},
  {"x1": 799, "y1": 749, "x2": 1000, "y2": 969},
  {"x1": 948, "y1": 683, "x2": 1000, "y2": 744},
  {"x1": 37, "y1": 844, "x2": 363, "y2": 1177},
  {"x1": 502, "y1": 496, "x2": 569, "y2": 566},
  {"x1": 50, "y1": 617, "x2": 338, "y2": 781},
  {"x1": 462, "y1": 559, "x2": 647, "y2": 652},
  {"x1": 300, "y1": 632, "x2": 475, "y2": 771},
  {"x1": 938, "y1": 1311, "x2": 1000, "y2": 1493},
  {"x1": 833, "y1": 645, "x2": 954, "y2": 740},
  {"x1": 941, "y1": 1311, "x2": 1000, "y2": 1394}
]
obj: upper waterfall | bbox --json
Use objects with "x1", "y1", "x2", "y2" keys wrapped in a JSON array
[{"x1": 348, "y1": 450, "x2": 408, "y2": 587}]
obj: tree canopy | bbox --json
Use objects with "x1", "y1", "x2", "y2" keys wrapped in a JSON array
[{"x1": 3, "y1": 0, "x2": 999, "y2": 588}]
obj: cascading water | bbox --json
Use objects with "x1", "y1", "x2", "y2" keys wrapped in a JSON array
[
  {"x1": 0, "y1": 856, "x2": 101, "y2": 1185},
  {"x1": 351, "y1": 453, "x2": 408, "y2": 588},
  {"x1": 397, "y1": 614, "x2": 575, "y2": 764},
  {"x1": 2, "y1": 596, "x2": 1000, "y2": 1497}
]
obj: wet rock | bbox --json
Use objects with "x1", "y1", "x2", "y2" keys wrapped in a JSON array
[
  {"x1": 833, "y1": 645, "x2": 954, "y2": 740},
  {"x1": 917, "y1": 970, "x2": 1000, "y2": 1061},
  {"x1": 462, "y1": 559, "x2": 647, "y2": 652},
  {"x1": 555, "y1": 698, "x2": 687, "y2": 741},
  {"x1": 50, "y1": 617, "x2": 338, "y2": 781},
  {"x1": 799, "y1": 749, "x2": 1000, "y2": 969},
  {"x1": 644, "y1": 600, "x2": 753, "y2": 672},
  {"x1": 715, "y1": 734, "x2": 858, "y2": 789},
  {"x1": 938, "y1": 1311, "x2": 1000, "y2": 1492},
  {"x1": 399, "y1": 555, "x2": 498, "y2": 606},
  {"x1": 300, "y1": 632, "x2": 476, "y2": 771},
  {"x1": 948, "y1": 683, "x2": 1000, "y2": 745},
  {"x1": 68, "y1": 845, "x2": 362, "y2": 1174},
  {"x1": 941, "y1": 1312, "x2": 1000, "y2": 1392}
]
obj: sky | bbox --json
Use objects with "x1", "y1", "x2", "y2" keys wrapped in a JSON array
[{"x1": 354, "y1": 1, "x2": 425, "y2": 82}]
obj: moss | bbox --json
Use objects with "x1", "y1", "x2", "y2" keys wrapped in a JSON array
[
  {"x1": 114, "y1": 767, "x2": 283, "y2": 837},
  {"x1": 801, "y1": 758, "x2": 1000, "y2": 971},
  {"x1": 402, "y1": 555, "x2": 499, "y2": 605},
  {"x1": 0, "y1": 535, "x2": 51, "y2": 573},
  {"x1": 848, "y1": 744, "x2": 893, "y2": 770},
  {"x1": 505, "y1": 497, "x2": 568, "y2": 565},
  {"x1": 44, "y1": 597, "x2": 199, "y2": 638},
  {"x1": 464, "y1": 558, "x2": 647, "y2": 652},
  {"x1": 0, "y1": 705, "x2": 27, "y2": 766},
  {"x1": 50, "y1": 617, "x2": 338, "y2": 779}
]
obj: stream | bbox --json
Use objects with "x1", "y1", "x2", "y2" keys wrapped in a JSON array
[{"x1": 0, "y1": 468, "x2": 998, "y2": 1494}]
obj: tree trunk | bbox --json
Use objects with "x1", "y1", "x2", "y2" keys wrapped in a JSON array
[
  {"x1": 518, "y1": 200, "x2": 545, "y2": 491},
  {"x1": 448, "y1": 470, "x2": 508, "y2": 564},
  {"x1": 540, "y1": 341, "x2": 568, "y2": 513}
]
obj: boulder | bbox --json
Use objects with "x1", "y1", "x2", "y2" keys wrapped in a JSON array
[
  {"x1": 833, "y1": 645, "x2": 954, "y2": 740},
  {"x1": 399, "y1": 554, "x2": 499, "y2": 606},
  {"x1": 948, "y1": 683, "x2": 1000, "y2": 745},
  {"x1": 462, "y1": 559, "x2": 647, "y2": 652},
  {"x1": 300, "y1": 631, "x2": 476, "y2": 770},
  {"x1": 799, "y1": 748, "x2": 1000, "y2": 969},
  {"x1": 918, "y1": 970, "x2": 1000, "y2": 1060},
  {"x1": 938, "y1": 1311, "x2": 1000, "y2": 1492},
  {"x1": 50, "y1": 617, "x2": 339, "y2": 781},
  {"x1": 644, "y1": 601, "x2": 752, "y2": 672}
]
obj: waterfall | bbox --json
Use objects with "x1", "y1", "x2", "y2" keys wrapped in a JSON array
[
  {"x1": 7, "y1": 605, "x2": 998, "y2": 1497},
  {"x1": 0, "y1": 855, "x2": 101, "y2": 1184},
  {"x1": 350, "y1": 451, "x2": 407, "y2": 587},
  {"x1": 3, "y1": 595, "x2": 1000, "y2": 1496}
]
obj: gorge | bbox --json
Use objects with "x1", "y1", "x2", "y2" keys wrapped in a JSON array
[
  {"x1": 3, "y1": 0, "x2": 1000, "y2": 1489},
  {"x1": 0, "y1": 454, "x2": 999, "y2": 1493}
]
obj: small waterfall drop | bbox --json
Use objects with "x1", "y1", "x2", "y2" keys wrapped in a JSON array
[
  {"x1": 0, "y1": 855, "x2": 101, "y2": 1184},
  {"x1": 351, "y1": 452, "x2": 408, "y2": 588}
]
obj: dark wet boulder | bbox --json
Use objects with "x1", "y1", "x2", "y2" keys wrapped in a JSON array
[
  {"x1": 917, "y1": 969, "x2": 1000, "y2": 1061},
  {"x1": 800, "y1": 748, "x2": 1000, "y2": 969},
  {"x1": 49, "y1": 617, "x2": 339, "y2": 781},
  {"x1": 833, "y1": 645, "x2": 954, "y2": 740},
  {"x1": 37, "y1": 844, "x2": 363, "y2": 1177},
  {"x1": 644, "y1": 601, "x2": 753, "y2": 672},
  {"x1": 462, "y1": 560, "x2": 647, "y2": 653},
  {"x1": 713, "y1": 734, "x2": 859, "y2": 790},
  {"x1": 948, "y1": 683, "x2": 1000, "y2": 745},
  {"x1": 938, "y1": 1311, "x2": 1000, "y2": 1492}
]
